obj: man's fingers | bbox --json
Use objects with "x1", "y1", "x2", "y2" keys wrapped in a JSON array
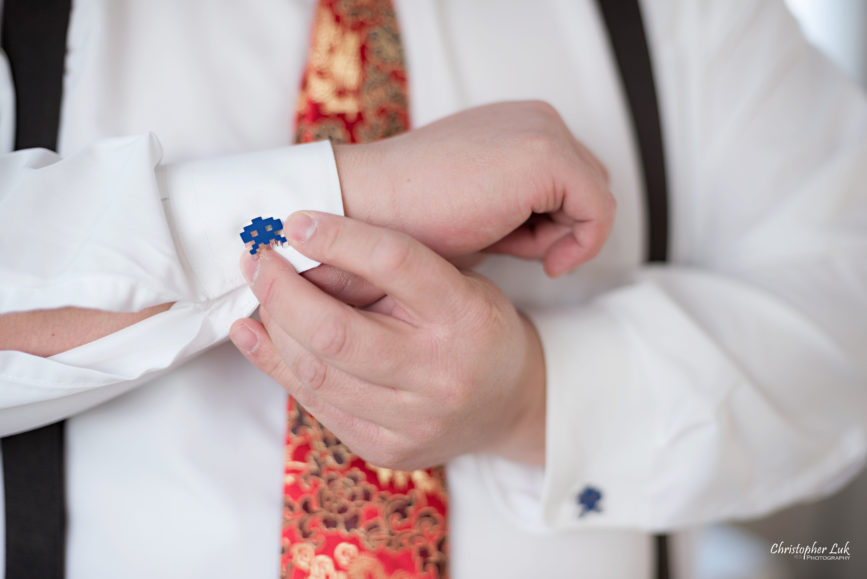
[
  {"x1": 485, "y1": 214, "x2": 610, "y2": 276},
  {"x1": 485, "y1": 217, "x2": 571, "y2": 260},
  {"x1": 242, "y1": 248, "x2": 412, "y2": 385},
  {"x1": 230, "y1": 317, "x2": 392, "y2": 449},
  {"x1": 284, "y1": 211, "x2": 470, "y2": 322},
  {"x1": 543, "y1": 231, "x2": 592, "y2": 277},
  {"x1": 302, "y1": 264, "x2": 385, "y2": 308},
  {"x1": 257, "y1": 306, "x2": 411, "y2": 423},
  {"x1": 229, "y1": 317, "x2": 291, "y2": 381},
  {"x1": 557, "y1": 171, "x2": 617, "y2": 269},
  {"x1": 541, "y1": 210, "x2": 613, "y2": 277}
]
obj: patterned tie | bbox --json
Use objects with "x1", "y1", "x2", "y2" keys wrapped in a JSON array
[{"x1": 281, "y1": 1, "x2": 448, "y2": 578}]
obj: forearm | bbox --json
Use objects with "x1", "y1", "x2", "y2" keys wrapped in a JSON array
[{"x1": 0, "y1": 303, "x2": 172, "y2": 357}]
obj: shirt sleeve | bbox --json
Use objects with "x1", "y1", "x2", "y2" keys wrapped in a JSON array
[
  {"x1": 0, "y1": 136, "x2": 343, "y2": 436},
  {"x1": 471, "y1": 0, "x2": 867, "y2": 531}
]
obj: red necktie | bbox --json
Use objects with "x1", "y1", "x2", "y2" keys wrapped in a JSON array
[{"x1": 281, "y1": 1, "x2": 448, "y2": 577}]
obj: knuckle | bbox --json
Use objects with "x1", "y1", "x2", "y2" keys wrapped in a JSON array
[
  {"x1": 424, "y1": 355, "x2": 474, "y2": 411},
  {"x1": 440, "y1": 377, "x2": 474, "y2": 412},
  {"x1": 522, "y1": 101, "x2": 565, "y2": 137},
  {"x1": 288, "y1": 379, "x2": 320, "y2": 412},
  {"x1": 309, "y1": 313, "x2": 349, "y2": 358},
  {"x1": 292, "y1": 351, "x2": 328, "y2": 391},
  {"x1": 367, "y1": 440, "x2": 411, "y2": 470},
  {"x1": 371, "y1": 234, "x2": 415, "y2": 275},
  {"x1": 316, "y1": 216, "x2": 343, "y2": 262},
  {"x1": 260, "y1": 352, "x2": 288, "y2": 382},
  {"x1": 522, "y1": 129, "x2": 561, "y2": 160},
  {"x1": 352, "y1": 420, "x2": 384, "y2": 453},
  {"x1": 522, "y1": 99, "x2": 560, "y2": 121},
  {"x1": 410, "y1": 417, "x2": 448, "y2": 448},
  {"x1": 257, "y1": 273, "x2": 279, "y2": 311},
  {"x1": 458, "y1": 282, "x2": 507, "y2": 338}
]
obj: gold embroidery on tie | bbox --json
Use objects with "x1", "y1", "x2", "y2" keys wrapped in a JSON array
[
  {"x1": 294, "y1": 0, "x2": 410, "y2": 145},
  {"x1": 305, "y1": 3, "x2": 363, "y2": 118}
]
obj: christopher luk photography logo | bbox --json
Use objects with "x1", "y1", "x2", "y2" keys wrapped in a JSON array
[{"x1": 770, "y1": 539, "x2": 853, "y2": 561}]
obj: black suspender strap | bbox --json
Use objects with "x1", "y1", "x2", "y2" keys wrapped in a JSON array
[
  {"x1": 1, "y1": 1, "x2": 72, "y2": 578},
  {"x1": 597, "y1": 0, "x2": 670, "y2": 264},
  {"x1": 654, "y1": 533, "x2": 671, "y2": 579},
  {"x1": 1, "y1": 424, "x2": 67, "y2": 579},
  {"x1": 1, "y1": 0, "x2": 72, "y2": 150},
  {"x1": 595, "y1": 1, "x2": 672, "y2": 578}
]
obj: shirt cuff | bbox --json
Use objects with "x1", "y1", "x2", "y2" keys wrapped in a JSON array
[
  {"x1": 529, "y1": 300, "x2": 656, "y2": 529},
  {"x1": 500, "y1": 280, "x2": 866, "y2": 532},
  {"x1": 0, "y1": 139, "x2": 345, "y2": 434},
  {"x1": 466, "y1": 300, "x2": 657, "y2": 532},
  {"x1": 160, "y1": 139, "x2": 344, "y2": 301}
]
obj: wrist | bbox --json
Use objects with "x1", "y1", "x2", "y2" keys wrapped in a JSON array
[
  {"x1": 333, "y1": 139, "x2": 451, "y2": 257},
  {"x1": 333, "y1": 142, "x2": 389, "y2": 227},
  {"x1": 491, "y1": 314, "x2": 547, "y2": 466}
]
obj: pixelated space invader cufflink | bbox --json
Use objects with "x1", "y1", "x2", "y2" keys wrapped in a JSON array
[
  {"x1": 577, "y1": 485, "x2": 603, "y2": 517},
  {"x1": 240, "y1": 216, "x2": 287, "y2": 255}
]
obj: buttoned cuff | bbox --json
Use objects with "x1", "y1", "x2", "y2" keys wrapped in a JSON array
[
  {"x1": 460, "y1": 299, "x2": 657, "y2": 533},
  {"x1": 528, "y1": 301, "x2": 656, "y2": 529},
  {"x1": 160, "y1": 139, "x2": 344, "y2": 301},
  {"x1": 0, "y1": 138, "x2": 345, "y2": 434}
]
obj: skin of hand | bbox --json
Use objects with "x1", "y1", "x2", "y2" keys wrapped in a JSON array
[
  {"x1": 339, "y1": 101, "x2": 613, "y2": 275},
  {"x1": 230, "y1": 211, "x2": 548, "y2": 469}
]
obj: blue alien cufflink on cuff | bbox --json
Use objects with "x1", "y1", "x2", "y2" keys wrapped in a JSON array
[
  {"x1": 577, "y1": 485, "x2": 603, "y2": 517},
  {"x1": 241, "y1": 216, "x2": 287, "y2": 255}
]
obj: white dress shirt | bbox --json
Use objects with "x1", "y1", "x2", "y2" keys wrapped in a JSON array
[{"x1": 1, "y1": 1, "x2": 865, "y2": 577}]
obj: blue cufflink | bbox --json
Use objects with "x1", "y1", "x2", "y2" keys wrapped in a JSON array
[
  {"x1": 577, "y1": 485, "x2": 603, "y2": 517},
  {"x1": 241, "y1": 216, "x2": 287, "y2": 255}
]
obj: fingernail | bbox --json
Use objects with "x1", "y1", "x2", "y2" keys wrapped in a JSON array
[
  {"x1": 241, "y1": 252, "x2": 259, "y2": 283},
  {"x1": 285, "y1": 212, "x2": 317, "y2": 245},
  {"x1": 230, "y1": 323, "x2": 259, "y2": 354}
]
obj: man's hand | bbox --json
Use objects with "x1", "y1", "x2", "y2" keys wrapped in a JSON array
[
  {"x1": 337, "y1": 100, "x2": 615, "y2": 278},
  {"x1": 230, "y1": 212, "x2": 547, "y2": 469}
]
